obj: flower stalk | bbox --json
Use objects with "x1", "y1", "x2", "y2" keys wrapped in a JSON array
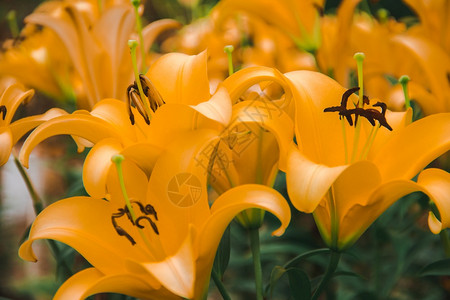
[
  {"x1": 249, "y1": 228, "x2": 263, "y2": 300},
  {"x1": 212, "y1": 269, "x2": 232, "y2": 300},
  {"x1": 311, "y1": 250, "x2": 341, "y2": 300}
]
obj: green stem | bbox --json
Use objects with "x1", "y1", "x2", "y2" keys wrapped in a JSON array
[
  {"x1": 13, "y1": 155, "x2": 43, "y2": 215},
  {"x1": 13, "y1": 155, "x2": 72, "y2": 278},
  {"x1": 311, "y1": 250, "x2": 341, "y2": 300},
  {"x1": 249, "y1": 228, "x2": 263, "y2": 300},
  {"x1": 212, "y1": 269, "x2": 232, "y2": 300},
  {"x1": 440, "y1": 230, "x2": 450, "y2": 258}
]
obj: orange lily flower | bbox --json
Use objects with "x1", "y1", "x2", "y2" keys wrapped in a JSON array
[
  {"x1": 19, "y1": 130, "x2": 291, "y2": 299},
  {"x1": 285, "y1": 70, "x2": 450, "y2": 250},
  {"x1": 19, "y1": 51, "x2": 232, "y2": 198},
  {"x1": 0, "y1": 79, "x2": 67, "y2": 166}
]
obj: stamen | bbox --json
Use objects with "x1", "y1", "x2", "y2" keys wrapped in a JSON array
[
  {"x1": 398, "y1": 75, "x2": 411, "y2": 110},
  {"x1": 111, "y1": 154, "x2": 160, "y2": 255},
  {"x1": 139, "y1": 74, "x2": 165, "y2": 112},
  {"x1": 131, "y1": 0, "x2": 147, "y2": 72},
  {"x1": 127, "y1": 85, "x2": 150, "y2": 125},
  {"x1": 224, "y1": 45, "x2": 235, "y2": 76},
  {"x1": 0, "y1": 105, "x2": 6, "y2": 121},
  {"x1": 6, "y1": 10, "x2": 19, "y2": 39},
  {"x1": 128, "y1": 40, "x2": 152, "y2": 121}
]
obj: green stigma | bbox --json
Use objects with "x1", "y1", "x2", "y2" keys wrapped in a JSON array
[
  {"x1": 377, "y1": 8, "x2": 389, "y2": 24},
  {"x1": 224, "y1": 45, "x2": 235, "y2": 76},
  {"x1": 399, "y1": 75, "x2": 411, "y2": 110}
]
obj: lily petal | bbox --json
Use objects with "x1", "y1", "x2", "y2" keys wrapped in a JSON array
[
  {"x1": 200, "y1": 184, "x2": 290, "y2": 260},
  {"x1": 126, "y1": 226, "x2": 196, "y2": 299},
  {"x1": 9, "y1": 108, "x2": 68, "y2": 145},
  {"x1": 83, "y1": 138, "x2": 123, "y2": 199},
  {"x1": 54, "y1": 267, "x2": 167, "y2": 300},
  {"x1": 418, "y1": 168, "x2": 450, "y2": 234},
  {"x1": 286, "y1": 146, "x2": 347, "y2": 213},
  {"x1": 0, "y1": 128, "x2": 13, "y2": 166},
  {"x1": 231, "y1": 99, "x2": 294, "y2": 170},
  {"x1": 372, "y1": 113, "x2": 450, "y2": 181},
  {"x1": 19, "y1": 113, "x2": 122, "y2": 168},
  {"x1": 146, "y1": 51, "x2": 211, "y2": 105},
  {"x1": 19, "y1": 197, "x2": 149, "y2": 273}
]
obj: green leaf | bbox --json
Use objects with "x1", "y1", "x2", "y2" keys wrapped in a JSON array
[
  {"x1": 332, "y1": 271, "x2": 366, "y2": 280},
  {"x1": 213, "y1": 225, "x2": 231, "y2": 279},
  {"x1": 287, "y1": 268, "x2": 311, "y2": 300},
  {"x1": 419, "y1": 258, "x2": 450, "y2": 276},
  {"x1": 267, "y1": 266, "x2": 287, "y2": 298}
]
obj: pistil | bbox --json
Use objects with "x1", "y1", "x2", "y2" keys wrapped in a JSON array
[
  {"x1": 399, "y1": 75, "x2": 411, "y2": 110},
  {"x1": 111, "y1": 154, "x2": 164, "y2": 259},
  {"x1": 350, "y1": 52, "x2": 365, "y2": 163},
  {"x1": 224, "y1": 45, "x2": 234, "y2": 76},
  {"x1": 131, "y1": 0, "x2": 147, "y2": 73},
  {"x1": 128, "y1": 40, "x2": 152, "y2": 121}
]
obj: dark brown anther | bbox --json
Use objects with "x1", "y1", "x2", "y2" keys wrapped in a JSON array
[
  {"x1": 127, "y1": 84, "x2": 150, "y2": 125},
  {"x1": 0, "y1": 105, "x2": 6, "y2": 121},
  {"x1": 139, "y1": 74, "x2": 165, "y2": 113},
  {"x1": 126, "y1": 86, "x2": 136, "y2": 125},
  {"x1": 325, "y1": 88, "x2": 392, "y2": 131},
  {"x1": 111, "y1": 201, "x2": 160, "y2": 245},
  {"x1": 112, "y1": 208, "x2": 137, "y2": 245},
  {"x1": 136, "y1": 216, "x2": 159, "y2": 235},
  {"x1": 324, "y1": 87, "x2": 359, "y2": 125}
]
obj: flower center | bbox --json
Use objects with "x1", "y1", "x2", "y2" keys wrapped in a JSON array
[
  {"x1": 111, "y1": 200, "x2": 159, "y2": 245},
  {"x1": 127, "y1": 74, "x2": 165, "y2": 125}
]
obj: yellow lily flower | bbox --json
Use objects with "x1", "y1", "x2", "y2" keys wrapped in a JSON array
[
  {"x1": 18, "y1": 0, "x2": 179, "y2": 109},
  {"x1": 213, "y1": 0, "x2": 324, "y2": 53},
  {"x1": 20, "y1": 129, "x2": 291, "y2": 299},
  {"x1": 0, "y1": 79, "x2": 67, "y2": 166},
  {"x1": 285, "y1": 70, "x2": 450, "y2": 250}
]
